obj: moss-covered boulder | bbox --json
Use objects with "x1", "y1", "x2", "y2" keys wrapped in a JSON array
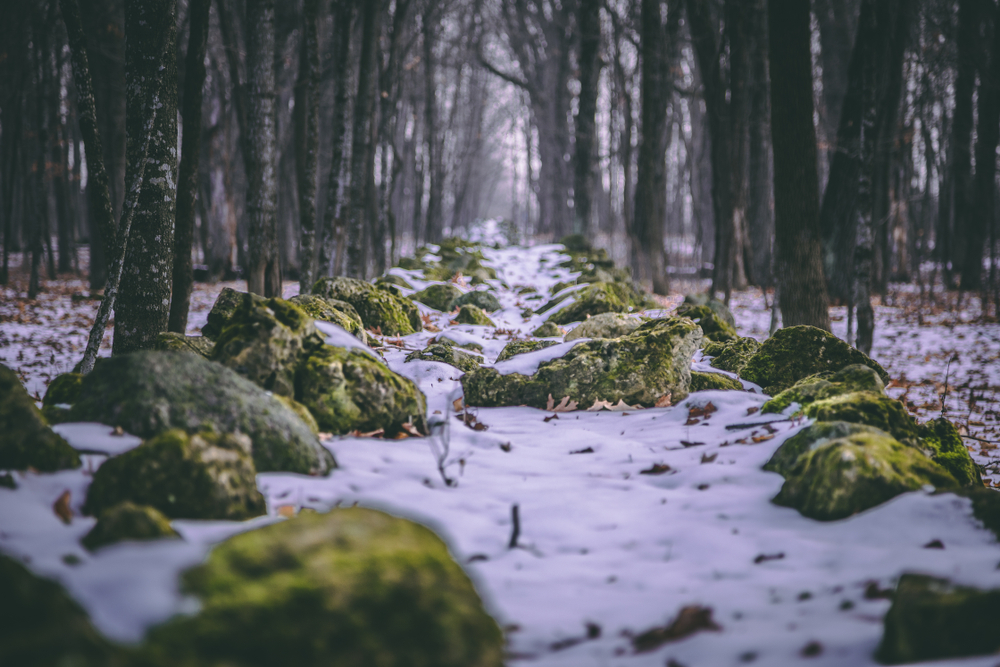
[
  {"x1": 433, "y1": 237, "x2": 498, "y2": 285},
  {"x1": 964, "y1": 486, "x2": 1000, "y2": 540},
  {"x1": 690, "y1": 371, "x2": 743, "y2": 392},
  {"x1": 411, "y1": 283, "x2": 463, "y2": 311},
  {"x1": 876, "y1": 574, "x2": 1000, "y2": 664},
  {"x1": 740, "y1": 325, "x2": 889, "y2": 395},
  {"x1": 312, "y1": 277, "x2": 421, "y2": 335},
  {"x1": 564, "y1": 312, "x2": 642, "y2": 341},
  {"x1": 704, "y1": 336, "x2": 761, "y2": 376},
  {"x1": 495, "y1": 339, "x2": 559, "y2": 362},
  {"x1": 0, "y1": 364, "x2": 80, "y2": 471},
  {"x1": 532, "y1": 321, "x2": 563, "y2": 337},
  {"x1": 405, "y1": 342, "x2": 481, "y2": 373},
  {"x1": 762, "y1": 364, "x2": 886, "y2": 414},
  {"x1": 678, "y1": 293, "x2": 737, "y2": 329},
  {"x1": 69, "y1": 351, "x2": 335, "y2": 475},
  {"x1": 274, "y1": 395, "x2": 320, "y2": 434},
  {"x1": 296, "y1": 345, "x2": 428, "y2": 436},
  {"x1": 764, "y1": 421, "x2": 889, "y2": 477},
  {"x1": 0, "y1": 555, "x2": 124, "y2": 667},
  {"x1": 432, "y1": 335, "x2": 483, "y2": 352},
  {"x1": 202, "y1": 287, "x2": 265, "y2": 340},
  {"x1": 211, "y1": 295, "x2": 325, "y2": 398},
  {"x1": 544, "y1": 282, "x2": 633, "y2": 326},
  {"x1": 450, "y1": 290, "x2": 502, "y2": 313},
  {"x1": 141, "y1": 508, "x2": 503, "y2": 667},
  {"x1": 769, "y1": 427, "x2": 957, "y2": 521},
  {"x1": 41, "y1": 372, "x2": 84, "y2": 424},
  {"x1": 82, "y1": 501, "x2": 180, "y2": 551},
  {"x1": 560, "y1": 233, "x2": 592, "y2": 253},
  {"x1": 288, "y1": 294, "x2": 367, "y2": 342},
  {"x1": 375, "y1": 273, "x2": 413, "y2": 289},
  {"x1": 155, "y1": 331, "x2": 215, "y2": 359},
  {"x1": 675, "y1": 304, "x2": 737, "y2": 342},
  {"x1": 917, "y1": 417, "x2": 982, "y2": 488},
  {"x1": 84, "y1": 429, "x2": 266, "y2": 521},
  {"x1": 455, "y1": 304, "x2": 495, "y2": 327},
  {"x1": 397, "y1": 256, "x2": 427, "y2": 271},
  {"x1": 463, "y1": 317, "x2": 701, "y2": 408}
]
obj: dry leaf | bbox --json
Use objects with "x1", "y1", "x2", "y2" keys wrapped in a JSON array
[
  {"x1": 545, "y1": 394, "x2": 579, "y2": 412},
  {"x1": 111, "y1": 426, "x2": 124, "y2": 436},
  {"x1": 610, "y1": 399, "x2": 640, "y2": 411},
  {"x1": 53, "y1": 490, "x2": 72, "y2": 524},
  {"x1": 751, "y1": 433, "x2": 775, "y2": 443},
  {"x1": 543, "y1": 413, "x2": 559, "y2": 423},
  {"x1": 318, "y1": 432, "x2": 334, "y2": 440},
  {"x1": 351, "y1": 428, "x2": 385, "y2": 438},
  {"x1": 587, "y1": 399, "x2": 614, "y2": 412},
  {"x1": 401, "y1": 421, "x2": 424, "y2": 437},
  {"x1": 453, "y1": 397, "x2": 465, "y2": 412},
  {"x1": 277, "y1": 505, "x2": 297, "y2": 518},
  {"x1": 655, "y1": 394, "x2": 672, "y2": 408},
  {"x1": 639, "y1": 463, "x2": 672, "y2": 475}
]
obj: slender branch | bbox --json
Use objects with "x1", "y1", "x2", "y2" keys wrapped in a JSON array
[{"x1": 477, "y1": 49, "x2": 531, "y2": 90}]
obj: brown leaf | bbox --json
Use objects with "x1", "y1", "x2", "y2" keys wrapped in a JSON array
[
  {"x1": 701, "y1": 452, "x2": 718, "y2": 464},
  {"x1": 688, "y1": 402, "x2": 718, "y2": 420},
  {"x1": 746, "y1": 406, "x2": 760, "y2": 416},
  {"x1": 751, "y1": 433, "x2": 775, "y2": 443},
  {"x1": 53, "y1": 490, "x2": 72, "y2": 524},
  {"x1": 587, "y1": 399, "x2": 615, "y2": 412},
  {"x1": 632, "y1": 606, "x2": 720, "y2": 653},
  {"x1": 401, "y1": 421, "x2": 424, "y2": 437},
  {"x1": 655, "y1": 394, "x2": 672, "y2": 408},
  {"x1": 546, "y1": 394, "x2": 579, "y2": 412},
  {"x1": 350, "y1": 428, "x2": 385, "y2": 438},
  {"x1": 543, "y1": 413, "x2": 559, "y2": 423},
  {"x1": 453, "y1": 397, "x2": 465, "y2": 412},
  {"x1": 639, "y1": 463, "x2": 672, "y2": 475},
  {"x1": 277, "y1": 505, "x2": 296, "y2": 517}
]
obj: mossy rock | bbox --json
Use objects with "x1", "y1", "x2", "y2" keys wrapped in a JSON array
[
  {"x1": 679, "y1": 293, "x2": 737, "y2": 329},
  {"x1": 463, "y1": 317, "x2": 701, "y2": 409},
  {"x1": 288, "y1": 295, "x2": 367, "y2": 342},
  {"x1": 275, "y1": 395, "x2": 320, "y2": 435},
  {"x1": 876, "y1": 574, "x2": 1000, "y2": 664},
  {"x1": 396, "y1": 256, "x2": 427, "y2": 271},
  {"x1": 531, "y1": 321, "x2": 563, "y2": 338},
  {"x1": 212, "y1": 295, "x2": 325, "y2": 398},
  {"x1": 740, "y1": 325, "x2": 889, "y2": 395},
  {"x1": 0, "y1": 364, "x2": 80, "y2": 471},
  {"x1": 155, "y1": 331, "x2": 215, "y2": 358},
  {"x1": 675, "y1": 304, "x2": 737, "y2": 342},
  {"x1": 455, "y1": 304, "x2": 495, "y2": 327},
  {"x1": 560, "y1": 233, "x2": 592, "y2": 253},
  {"x1": 549, "y1": 280, "x2": 574, "y2": 296},
  {"x1": 202, "y1": 288, "x2": 265, "y2": 341},
  {"x1": 764, "y1": 421, "x2": 892, "y2": 477},
  {"x1": 405, "y1": 342, "x2": 481, "y2": 373},
  {"x1": 918, "y1": 417, "x2": 982, "y2": 487},
  {"x1": 84, "y1": 429, "x2": 266, "y2": 521},
  {"x1": 704, "y1": 336, "x2": 761, "y2": 376},
  {"x1": 296, "y1": 345, "x2": 428, "y2": 436},
  {"x1": 771, "y1": 428, "x2": 957, "y2": 521},
  {"x1": 69, "y1": 351, "x2": 335, "y2": 475},
  {"x1": 544, "y1": 282, "x2": 634, "y2": 326},
  {"x1": 375, "y1": 273, "x2": 413, "y2": 289},
  {"x1": 515, "y1": 285, "x2": 537, "y2": 295},
  {"x1": 963, "y1": 486, "x2": 1000, "y2": 540},
  {"x1": 762, "y1": 364, "x2": 886, "y2": 414},
  {"x1": 141, "y1": 508, "x2": 503, "y2": 667},
  {"x1": 312, "y1": 277, "x2": 421, "y2": 335},
  {"x1": 689, "y1": 371, "x2": 743, "y2": 392},
  {"x1": 564, "y1": 312, "x2": 642, "y2": 341},
  {"x1": 411, "y1": 283, "x2": 462, "y2": 312},
  {"x1": 41, "y1": 372, "x2": 84, "y2": 424},
  {"x1": 495, "y1": 339, "x2": 558, "y2": 362},
  {"x1": 432, "y1": 336, "x2": 483, "y2": 352},
  {"x1": 450, "y1": 290, "x2": 502, "y2": 313},
  {"x1": 82, "y1": 501, "x2": 180, "y2": 551},
  {"x1": 0, "y1": 555, "x2": 125, "y2": 667}
]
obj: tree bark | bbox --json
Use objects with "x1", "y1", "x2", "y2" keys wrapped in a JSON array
[
  {"x1": 295, "y1": 0, "x2": 320, "y2": 293},
  {"x1": 746, "y1": 0, "x2": 773, "y2": 287},
  {"x1": 573, "y1": 0, "x2": 602, "y2": 236},
  {"x1": 168, "y1": 0, "x2": 211, "y2": 332},
  {"x1": 422, "y1": 7, "x2": 444, "y2": 245},
  {"x1": 768, "y1": 0, "x2": 832, "y2": 331},
  {"x1": 815, "y1": 0, "x2": 859, "y2": 189}
]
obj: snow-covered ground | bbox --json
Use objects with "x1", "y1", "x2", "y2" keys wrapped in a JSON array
[{"x1": 1, "y1": 243, "x2": 999, "y2": 666}]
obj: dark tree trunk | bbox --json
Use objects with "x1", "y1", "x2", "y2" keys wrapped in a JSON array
[
  {"x1": 245, "y1": 0, "x2": 281, "y2": 296},
  {"x1": 113, "y1": 0, "x2": 177, "y2": 355},
  {"x1": 168, "y1": 0, "x2": 210, "y2": 332},
  {"x1": 746, "y1": 0, "x2": 773, "y2": 287},
  {"x1": 422, "y1": 8, "x2": 444, "y2": 245},
  {"x1": 573, "y1": 0, "x2": 602, "y2": 236},
  {"x1": 949, "y1": 0, "x2": 977, "y2": 290},
  {"x1": 295, "y1": 0, "x2": 320, "y2": 293},
  {"x1": 725, "y1": 0, "x2": 751, "y2": 300},
  {"x1": 768, "y1": 0, "x2": 832, "y2": 330},
  {"x1": 853, "y1": 0, "x2": 878, "y2": 354},
  {"x1": 815, "y1": 0, "x2": 859, "y2": 189}
]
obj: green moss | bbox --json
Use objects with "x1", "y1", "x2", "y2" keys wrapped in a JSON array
[
  {"x1": 141, "y1": 508, "x2": 503, "y2": 667},
  {"x1": 288, "y1": 295, "x2": 367, "y2": 342},
  {"x1": 705, "y1": 336, "x2": 761, "y2": 376},
  {"x1": 450, "y1": 290, "x2": 502, "y2": 313},
  {"x1": 82, "y1": 501, "x2": 179, "y2": 551},
  {"x1": 40, "y1": 372, "x2": 84, "y2": 424},
  {"x1": 411, "y1": 283, "x2": 463, "y2": 311},
  {"x1": 679, "y1": 293, "x2": 737, "y2": 329},
  {"x1": 312, "y1": 277, "x2": 422, "y2": 335},
  {"x1": 675, "y1": 304, "x2": 737, "y2": 342},
  {"x1": 550, "y1": 281, "x2": 574, "y2": 296},
  {"x1": 84, "y1": 428, "x2": 265, "y2": 521},
  {"x1": 772, "y1": 429, "x2": 958, "y2": 521},
  {"x1": 564, "y1": 312, "x2": 642, "y2": 341},
  {"x1": 531, "y1": 321, "x2": 563, "y2": 337},
  {"x1": 405, "y1": 342, "x2": 481, "y2": 373},
  {"x1": 918, "y1": 417, "x2": 982, "y2": 487},
  {"x1": 69, "y1": 351, "x2": 335, "y2": 475},
  {"x1": 375, "y1": 273, "x2": 413, "y2": 289},
  {"x1": 740, "y1": 325, "x2": 890, "y2": 395},
  {"x1": 963, "y1": 486, "x2": 1000, "y2": 540},
  {"x1": 764, "y1": 421, "x2": 892, "y2": 478},
  {"x1": 397, "y1": 256, "x2": 427, "y2": 270},
  {"x1": 155, "y1": 332, "x2": 215, "y2": 358},
  {"x1": 876, "y1": 574, "x2": 1000, "y2": 664},
  {"x1": 689, "y1": 371, "x2": 743, "y2": 392},
  {"x1": 560, "y1": 233, "x2": 592, "y2": 253},
  {"x1": 432, "y1": 336, "x2": 483, "y2": 352},
  {"x1": 0, "y1": 364, "x2": 80, "y2": 471},
  {"x1": 275, "y1": 395, "x2": 320, "y2": 434},
  {"x1": 463, "y1": 316, "x2": 701, "y2": 408},
  {"x1": 202, "y1": 288, "x2": 265, "y2": 340},
  {"x1": 296, "y1": 345, "x2": 428, "y2": 436},
  {"x1": 545, "y1": 282, "x2": 632, "y2": 325},
  {"x1": 763, "y1": 364, "x2": 886, "y2": 413},
  {"x1": 495, "y1": 339, "x2": 558, "y2": 362},
  {"x1": 802, "y1": 391, "x2": 920, "y2": 444},
  {"x1": 454, "y1": 304, "x2": 495, "y2": 327}
]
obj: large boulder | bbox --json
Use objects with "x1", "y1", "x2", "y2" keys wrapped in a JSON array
[
  {"x1": 531, "y1": 321, "x2": 563, "y2": 338},
  {"x1": 495, "y1": 339, "x2": 558, "y2": 362},
  {"x1": 876, "y1": 574, "x2": 1000, "y2": 664},
  {"x1": 211, "y1": 295, "x2": 324, "y2": 398},
  {"x1": 69, "y1": 351, "x2": 335, "y2": 475},
  {"x1": 762, "y1": 364, "x2": 886, "y2": 414},
  {"x1": 201, "y1": 287, "x2": 264, "y2": 340},
  {"x1": 675, "y1": 304, "x2": 737, "y2": 342},
  {"x1": 141, "y1": 508, "x2": 504, "y2": 667},
  {"x1": 297, "y1": 345, "x2": 428, "y2": 436},
  {"x1": 288, "y1": 294, "x2": 367, "y2": 342},
  {"x1": 454, "y1": 304, "x2": 495, "y2": 327},
  {"x1": 541, "y1": 282, "x2": 635, "y2": 326},
  {"x1": 0, "y1": 364, "x2": 80, "y2": 471},
  {"x1": 740, "y1": 325, "x2": 889, "y2": 395},
  {"x1": 703, "y1": 336, "x2": 761, "y2": 376},
  {"x1": 83, "y1": 429, "x2": 266, "y2": 521},
  {"x1": 405, "y1": 342, "x2": 481, "y2": 373},
  {"x1": 82, "y1": 501, "x2": 180, "y2": 551},
  {"x1": 155, "y1": 332, "x2": 215, "y2": 358},
  {"x1": 677, "y1": 293, "x2": 737, "y2": 329},
  {"x1": 918, "y1": 417, "x2": 983, "y2": 488},
  {"x1": 411, "y1": 283, "x2": 462, "y2": 312},
  {"x1": 564, "y1": 312, "x2": 642, "y2": 341},
  {"x1": 463, "y1": 317, "x2": 701, "y2": 408},
  {"x1": 312, "y1": 277, "x2": 421, "y2": 335},
  {"x1": 424, "y1": 237, "x2": 498, "y2": 285},
  {"x1": 41, "y1": 371, "x2": 84, "y2": 424},
  {"x1": 450, "y1": 290, "x2": 502, "y2": 313}
]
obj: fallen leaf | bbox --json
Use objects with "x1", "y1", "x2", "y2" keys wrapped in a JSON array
[
  {"x1": 687, "y1": 402, "x2": 718, "y2": 421},
  {"x1": 701, "y1": 452, "x2": 718, "y2": 463},
  {"x1": 587, "y1": 399, "x2": 614, "y2": 412},
  {"x1": 546, "y1": 394, "x2": 579, "y2": 412},
  {"x1": 350, "y1": 428, "x2": 385, "y2": 438},
  {"x1": 751, "y1": 433, "x2": 775, "y2": 443},
  {"x1": 453, "y1": 398, "x2": 465, "y2": 412},
  {"x1": 655, "y1": 394, "x2": 672, "y2": 408},
  {"x1": 746, "y1": 406, "x2": 760, "y2": 416},
  {"x1": 499, "y1": 442, "x2": 512, "y2": 452},
  {"x1": 317, "y1": 432, "x2": 333, "y2": 440},
  {"x1": 639, "y1": 463, "x2": 672, "y2": 475},
  {"x1": 401, "y1": 421, "x2": 424, "y2": 437},
  {"x1": 53, "y1": 490, "x2": 72, "y2": 524},
  {"x1": 111, "y1": 426, "x2": 124, "y2": 436},
  {"x1": 543, "y1": 414, "x2": 559, "y2": 423},
  {"x1": 632, "y1": 606, "x2": 721, "y2": 653},
  {"x1": 570, "y1": 446, "x2": 594, "y2": 454},
  {"x1": 277, "y1": 505, "x2": 296, "y2": 517}
]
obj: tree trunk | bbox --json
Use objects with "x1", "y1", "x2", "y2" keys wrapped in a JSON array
[
  {"x1": 746, "y1": 0, "x2": 773, "y2": 287},
  {"x1": 113, "y1": 0, "x2": 177, "y2": 355},
  {"x1": 768, "y1": 0, "x2": 832, "y2": 330},
  {"x1": 295, "y1": 0, "x2": 320, "y2": 293},
  {"x1": 815, "y1": 0, "x2": 859, "y2": 190},
  {"x1": 853, "y1": 0, "x2": 878, "y2": 355},
  {"x1": 573, "y1": 0, "x2": 602, "y2": 236},
  {"x1": 422, "y1": 8, "x2": 444, "y2": 245},
  {"x1": 168, "y1": 0, "x2": 210, "y2": 332},
  {"x1": 725, "y1": 0, "x2": 751, "y2": 300},
  {"x1": 949, "y1": 0, "x2": 977, "y2": 290}
]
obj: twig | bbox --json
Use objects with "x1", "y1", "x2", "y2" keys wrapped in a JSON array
[
  {"x1": 941, "y1": 353, "x2": 958, "y2": 415},
  {"x1": 960, "y1": 434, "x2": 995, "y2": 444},
  {"x1": 508, "y1": 503, "x2": 520, "y2": 549},
  {"x1": 725, "y1": 419, "x2": 793, "y2": 431}
]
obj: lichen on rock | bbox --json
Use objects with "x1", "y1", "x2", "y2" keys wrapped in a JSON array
[
  {"x1": 201, "y1": 287, "x2": 264, "y2": 341},
  {"x1": 82, "y1": 501, "x2": 180, "y2": 551},
  {"x1": 140, "y1": 508, "x2": 504, "y2": 667},
  {"x1": 762, "y1": 364, "x2": 886, "y2": 414},
  {"x1": 288, "y1": 294, "x2": 367, "y2": 342},
  {"x1": 531, "y1": 321, "x2": 563, "y2": 338},
  {"x1": 312, "y1": 277, "x2": 422, "y2": 335},
  {"x1": 0, "y1": 364, "x2": 80, "y2": 472},
  {"x1": 677, "y1": 293, "x2": 737, "y2": 329},
  {"x1": 689, "y1": 371, "x2": 743, "y2": 392},
  {"x1": 405, "y1": 342, "x2": 481, "y2": 373},
  {"x1": 450, "y1": 289, "x2": 501, "y2": 313},
  {"x1": 543, "y1": 281, "x2": 633, "y2": 326},
  {"x1": 675, "y1": 304, "x2": 737, "y2": 342},
  {"x1": 411, "y1": 283, "x2": 462, "y2": 312},
  {"x1": 495, "y1": 339, "x2": 559, "y2": 362},
  {"x1": 155, "y1": 332, "x2": 215, "y2": 358},
  {"x1": 454, "y1": 304, "x2": 495, "y2": 327},
  {"x1": 703, "y1": 336, "x2": 761, "y2": 376},
  {"x1": 83, "y1": 428, "x2": 266, "y2": 521},
  {"x1": 564, "y1": 312, "x2": 641, "y2": 341},
  {"x1": 375, "y1": 273, "x2": 413, "y2": 289}
]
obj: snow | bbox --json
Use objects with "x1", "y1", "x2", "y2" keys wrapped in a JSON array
[
  {"x1": 1, "y1": 245, "x2": 999, "y2": 665},
  {"x1": 491, "y1": 339, "x2": 590, "y2": 376}
]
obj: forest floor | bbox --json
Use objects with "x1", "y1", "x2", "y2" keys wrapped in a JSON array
[{"x1": 1, "y1": 244, "x2": 1000, "y2": 666}]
